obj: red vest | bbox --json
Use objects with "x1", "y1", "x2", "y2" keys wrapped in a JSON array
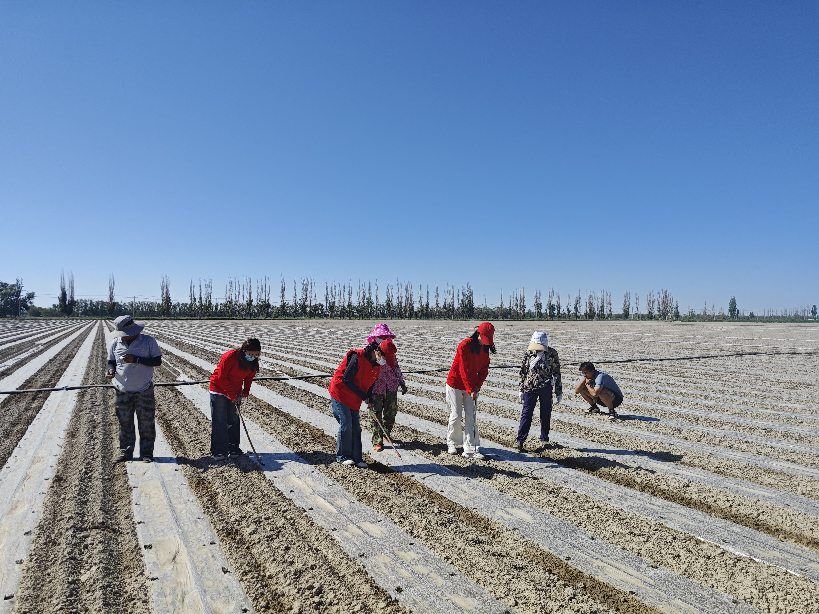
[{"x1": 328, "y1": 349, "x2": 380, "y2": 411}]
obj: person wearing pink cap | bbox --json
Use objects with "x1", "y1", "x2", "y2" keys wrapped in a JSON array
[
  {"x1": 445, "y1": 322, "x2": 496, "y2": 460},
  {"x1": 366, "y1": 322, "x2": 396, "y2": 345}
]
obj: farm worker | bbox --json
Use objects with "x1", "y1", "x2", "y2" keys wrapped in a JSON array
[
  {"x1": 328, "y1": 341, "x2": 385, "y2": 468},
  {"x1": 209, "y1": 338, "x2": 262, "y2": 460},
  {"x1": 369, "y1": 339, "x2": 407, "y2": 452},
  {"x1": 106, "y1": 315, "x2": 162, "y2": 462},
  {"x1": 367, "y1": 322, "x2": 396, "y2": 345},
  {"x1": 516, "y1": 331, "x2": 563, "y2": 452},
  {"x1": 446, "y1": 322, "x2": 495, "y2": 459},
  {"x1": 575, "y1": 361, "x2": 624, "y2": 420}
]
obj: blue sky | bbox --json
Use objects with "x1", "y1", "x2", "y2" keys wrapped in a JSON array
[{"x1": 1, "y1": 1, "x2": 817, "y2": 313}]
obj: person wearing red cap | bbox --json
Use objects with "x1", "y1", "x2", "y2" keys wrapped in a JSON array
[
  {"x1": 369, "y1": 339, "x2": 407, "y2": 452},
  {"x1": 328, "y1": 341, "x2": 385, "y2": 467},
  {"x1": 445, "y1": 322, "x2": 496, "y2": 459}
]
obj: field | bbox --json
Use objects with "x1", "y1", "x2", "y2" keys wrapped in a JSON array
[{"x1": 1, "y1": 318, "x2": 818, "y2": 613}]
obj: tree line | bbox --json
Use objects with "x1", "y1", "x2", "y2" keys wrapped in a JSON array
[{"x1": 2, "y1": 275, "x2": 815, "y2": 323}]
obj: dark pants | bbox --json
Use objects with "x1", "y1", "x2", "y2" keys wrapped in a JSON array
[
  {"x1": 115, "y1": 388, "x2": 156, "y2": 458},
  {"x1": 211, "y1": 393, "x2": 241, "y2": 455},
  {"x1": 332, "y1": 399, "x2": 363, "y2": 463},
  {"x1": 517, "y1": 384, "x2": 553, "y2": 443}
]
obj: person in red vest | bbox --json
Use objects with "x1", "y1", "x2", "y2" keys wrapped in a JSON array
[
  {"x1": 328, "y1": 341, "x2": 385, "y2": 467},
  {"x1": 209, "y1": 338, "x2": 261, "y2": 460},
  {"x1": 446, "y1": 322, "x2": 496, "y2": 460}
]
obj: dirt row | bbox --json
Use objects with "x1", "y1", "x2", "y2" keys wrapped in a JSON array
[
  {"x1": 156, "y1": 332, "x2": 819, "y2": 613},
  {"x1": 0, "y1": 324, "x2": 82, "y2": 373},
  {"x1": 0, "y1": 327, "x2": 90, "y2": 469},
  {"x1": 14, "y1": 325, "x2": 150, "y2": 613}
]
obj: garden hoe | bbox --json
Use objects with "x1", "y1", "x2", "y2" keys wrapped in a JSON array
[
  {"x1": 370, "y1": 410, "x2": 401, "y2": 459},
  {"x1": 235, "y1": 396, "x2": 263, "y2": 468}
]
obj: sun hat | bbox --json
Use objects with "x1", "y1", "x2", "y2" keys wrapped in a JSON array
[
  {"x1": 477, "y1": 322, "x2": 495, "y2": 345},
  {"x1": 367, "y1": 323, "x2": 396, "y2": 344},
  {"x1": 528, "y1": 330, "x2": 549, "y2": 351},
  {"x1": 113, "y1": 315, "x2": 144, "y2": 337}
]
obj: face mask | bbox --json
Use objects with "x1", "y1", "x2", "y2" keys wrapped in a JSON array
[
  {"x1": 373, "y1": 337, "x2": 384, "y2": 344},
  {"x1": 376, "y1": 357, "x2": 387, "y2": 366},
  {"x1": 244, "y1": 353, "x2": 257, "y2": 362}
]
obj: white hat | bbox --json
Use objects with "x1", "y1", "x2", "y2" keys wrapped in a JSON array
[{"x1": 527, "y1": 330, "x2": 548, "y2": 351}]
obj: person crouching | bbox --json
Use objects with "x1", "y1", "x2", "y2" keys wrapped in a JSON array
[
  {"x1": 209, "y1": 338, "x2": 261, "y2": 460},
  {"x1": 328, "y1": 342, "x2": 385, "y2": 468},
  {"x1": 370, "y1": 339, "x2": 407, "y2": 452}
]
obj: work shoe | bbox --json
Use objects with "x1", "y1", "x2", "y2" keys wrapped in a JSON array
[
  {"x1": 141, "y1": 456, "x2": 154, "y2": 463},
  {"x1": 355, "y1": 461, "x2": 368, "y2": 469},
  {"x1": 228, "y1": 448, "x2": 245, "y2": 458},
  {"x1": 516, "y1": 441, "x2": 525, "y2": 452},
  {"x1": 373, "y1": 443, "x2": 384, "y2": 452},
  {"x1": 211, "y1": 453, "x2": 228, "y2": 462},
  {"x1": 341, "y1": 459, "x2": 355, "y2": 466},
  {"x1": 447, "y1": 444, "x2": 458, "y2": 455},
  {"x1": 117, "y1": 452, "x2": 133, "y2": 462}
]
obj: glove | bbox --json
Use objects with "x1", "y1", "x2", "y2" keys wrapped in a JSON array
[
  {"x1": 518, "y1": 392, "x2": 524, "y2": 403},
  {"x1": 400, "y1": 383, "x2": 407, "y2": 395},
  {"x1": 555, "y1": 393, "x2": 562, "y2": 406}
]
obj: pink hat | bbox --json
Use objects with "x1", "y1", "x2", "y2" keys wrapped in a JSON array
[{"x1": 367, "y1": 323, "x2": 396, "y2": 344}]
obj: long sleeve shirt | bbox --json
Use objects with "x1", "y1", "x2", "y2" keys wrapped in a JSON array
[
  {"x1": 518, "y1": 347, "x2": 562, "y2": 395},
  {"x1": 446, "y1": 338, "x2": 490, "y2": 394}
]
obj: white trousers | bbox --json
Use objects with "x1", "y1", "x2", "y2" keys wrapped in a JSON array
[{"x1": 446, "y1": 384, "x2": 480, "y2": 453}]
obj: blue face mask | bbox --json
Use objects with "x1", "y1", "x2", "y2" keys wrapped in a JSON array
[{"x1": 244, "y1": 353, "x2": 258, "y2": 362}]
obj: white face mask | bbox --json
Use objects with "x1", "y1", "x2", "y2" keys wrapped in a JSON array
[
  {"x1": 376, "y1": 357, "x2": 387, "y2": 366},
  {"x1": 244, "y1": 353, "x2": 258, "y2": 362}
]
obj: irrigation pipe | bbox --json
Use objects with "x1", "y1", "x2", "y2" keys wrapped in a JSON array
[{"x1": 2, "y1": 349, "x2": 817, "y2": 396}]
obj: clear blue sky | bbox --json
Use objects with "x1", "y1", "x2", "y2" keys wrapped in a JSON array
[{"x1": 1, "y1": 1, "x2": 817, "y2": 313}]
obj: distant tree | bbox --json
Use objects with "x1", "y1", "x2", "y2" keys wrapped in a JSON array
[
  {"x1": 160, "y1": 275, "x2": 172, "y2": 316},
  {"x1": 728, "y1": 296, "x2": 738, "y2": 319},
  {"x1": 534, "y1": 290, "x2": 543, "y2": 319},
  {"x1": 813, "y1": 305, "x2": 818, "y2": 319},
  {"x1": 108, "y1": 274, "x2": 117, "y2": 316},
  {"x1": 0, "y1": 279, "x2": 35, "y2": 317},
  {"x1": 622, "y1": 291, "x2": 631, "y2": 319},
  {"x1": 573, "y1": 292, "x2": 581, "y2": 320}
]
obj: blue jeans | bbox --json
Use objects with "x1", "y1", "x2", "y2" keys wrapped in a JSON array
[
  {"x1": 211, "y1": 393, "x2": 240, "y2": 455},
  {"x1": 331, "y1": 399, "x2": 363, "y2": 463},
  {"x1": 517, "y1": 384, "x2": 553, "y2": 443}
]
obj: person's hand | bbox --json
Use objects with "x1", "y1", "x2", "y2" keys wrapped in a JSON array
[
  {"x1": 400, "y1": 384, "x2": 408, "y2": 395},
  {"x1": 105, "y1": 369, "x2": 115, "y2": 379},
  {"x1": 555, "y1": 393, "x2": 562, "y2": 405},
  {"x1": 123, "y1": 354, "x2": 137, "y2": 364},
  {"x1": 471, "y1": 390, "x2": 479, "y2": 402},
  {"x1": 518, "y1": 392, "x2": 524, "y2": 403}
]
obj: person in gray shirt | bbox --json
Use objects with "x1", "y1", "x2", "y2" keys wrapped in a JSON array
[
  {"x1": 106, "y1": 315, "x2": 162, "y2": 461},
  {"x1": 575, "y1": 361, "x2": 624, "y2": 420}
]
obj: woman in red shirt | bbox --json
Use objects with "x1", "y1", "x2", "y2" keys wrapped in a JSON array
[
  {"x1": 209, "y1": 338, "x2": 261, "y2": 460},
  {"x1": 328, "y1": 341, "x2": 385, "y2": 467},
  {"x1": 446, "y1": 322, "x2": 495, "y2": 459}
]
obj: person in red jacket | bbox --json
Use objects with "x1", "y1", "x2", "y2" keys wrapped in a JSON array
[
  {"x1": 446, "y1": 322, "x2": 495, "y2": 459},
  {"x1": 328, "y1": 341, "x2": 385, "y2": 468},
  {"x1": 209, "y1": 338, "x2": 261, "y2": 460}
]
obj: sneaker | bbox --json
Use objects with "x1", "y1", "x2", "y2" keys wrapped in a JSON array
[
  {"x1": 516, "y1": 441, "x2": 525, "y2": 452},
  {"x1": 608, "y1": 412, "x2": 618, "y2": 420},
  {"x1": 447, "y1": 444, "x2": 458, "y2": 455},
  {"x1": 341, "y1": 459, "x2": 355, "y2": 466},
  {"x1": 211, "y1": 453, "x2": 228, "y2": 462},
  {"x1": 586, "y1": 405, "x2": 600, "y2": 414},
  {"x1": 355, "y1": 461, "x2": 368, "y2": 468},
  {"x1": 373, "y1": 443, "x2": 384, "y2": 452},
  {"x1": 141, "y1": 456, "x2": 154, "y2": 463},
  {"x1": 228, "y1": 449, "x2": 245, "y2": 458},
  {"x1": 463, "y1": 451, "x2": 486, "y2": 460},
  {"x1": 389, "y1": 440, "x2": 401, "y2": 448},
  {"x1": 117, "y1": 451, "x2": 133, "y2": 462}
]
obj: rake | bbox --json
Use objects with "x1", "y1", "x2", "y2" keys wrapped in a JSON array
[{"x1": 235, "y1": 396, "x2": 263, "y2": 467}]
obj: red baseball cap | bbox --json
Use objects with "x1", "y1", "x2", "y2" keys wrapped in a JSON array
[{"x1": 477, "y1": 322, "x2": 495, "y2": 345}]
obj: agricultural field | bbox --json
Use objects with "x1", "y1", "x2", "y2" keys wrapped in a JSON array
[{"x1": 1, "y1": 318, "x2": 818, "y2": 614}]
